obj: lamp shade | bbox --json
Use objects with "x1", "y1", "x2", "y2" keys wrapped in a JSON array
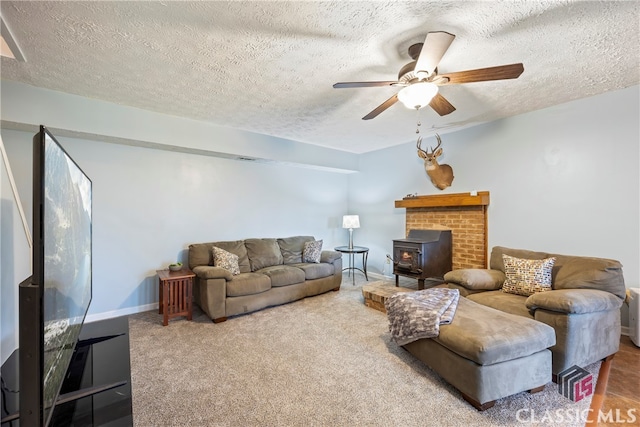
[
  {"x1": 397, "y1": 82, "x2": 439, "y2": 110},
  {"x1": 342, "y1": 215, "x2": 360, "y2": 229}
]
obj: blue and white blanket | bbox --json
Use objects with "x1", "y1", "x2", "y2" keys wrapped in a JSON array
[{"x1": 385, "y1": 288, "x2": 460, "y2": 345}]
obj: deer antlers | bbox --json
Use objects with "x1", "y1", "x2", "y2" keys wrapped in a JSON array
[{"x1": 416, "y1": 133, "x2": 443, "y2": 159}]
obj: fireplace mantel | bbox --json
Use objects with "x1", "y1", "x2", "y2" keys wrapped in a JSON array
[
  {"x1": 395, "y1": 191, "x2": 490, "y2": 269},
  {"x1": 395, "y1": 191, "x2": 490, "y2": 209}
]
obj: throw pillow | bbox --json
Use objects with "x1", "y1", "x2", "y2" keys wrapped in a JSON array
[
  {"x1": 211, "y1": 240, "x2": 251, "y2": 273},
  {"x1": 212, "y1": 246, "x2": 240, "y2": 275},
  {"x1": 303, "y1": 240, "x2": 323, "y2": 263},
  {"x1": 502, "y1": 254, "x2": 556, "y2": 296}
]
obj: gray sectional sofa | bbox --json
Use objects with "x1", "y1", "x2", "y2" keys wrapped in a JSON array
[
  {"x1": 443, "y1": 246, "x2": 626, "y2": 376},
  {"x1": 188, "y1": 236, "x2": 342, "y2": 323},
  {"x1": 399, "y1": 246, "x2": 625, "y2": 409}
]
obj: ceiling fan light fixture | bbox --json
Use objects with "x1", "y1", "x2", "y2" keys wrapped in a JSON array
[{"x1": 397, "y1": 82, "x2": 438, "y2": 110}]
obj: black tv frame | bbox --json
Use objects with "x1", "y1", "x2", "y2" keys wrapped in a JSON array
[
  {"x1": 6, "y1": 126, "x2": 124, "y2": 427},
  {"x1": 0, "y1": 126, "x2": 127, "y2": 426},
  {"x1": 19, "y1": 126, "x2": 94, "y2": 426}
]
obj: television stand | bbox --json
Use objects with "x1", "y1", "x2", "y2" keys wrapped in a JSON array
[{"x1": 1, "y1": 316, "x2": 133, "y2": 426}]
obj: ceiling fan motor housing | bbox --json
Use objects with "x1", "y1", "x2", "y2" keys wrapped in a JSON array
[
  {"x1": 398, "y1": 61, "x2": 418, "y2": 82},
  {"x1": 408, "y1": 43, "x2": 424, "y2": 60},
  {"x1": 398, "y1": 61, "x2": 435, "y2": 84}
]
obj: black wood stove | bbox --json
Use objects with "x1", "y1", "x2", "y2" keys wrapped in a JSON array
[{"x1": 393, "y1": 229, "x2": 452, "y2": 289}]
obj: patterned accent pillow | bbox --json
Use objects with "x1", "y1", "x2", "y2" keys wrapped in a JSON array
[
  {"x1": 502, "y1": 254, "x2": 556, "y2": 296},
  {"x1": 212, "y1": 246, "x2": 240, "y2": 275},
  {"x1": 303, "y1": 240, "x2": 323, "y2": 263}
]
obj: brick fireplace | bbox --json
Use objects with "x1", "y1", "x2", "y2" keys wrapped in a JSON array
[{"x1": 395, "y1": 192, "x2": 490, "y2": 270}]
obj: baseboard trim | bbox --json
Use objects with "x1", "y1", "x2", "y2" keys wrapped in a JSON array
[
  {"x1": 367, "y1": 272, "x2": 394, "y2": 281},
  {"x1": 85, "y1": 302, "x2": 158, "y2": 323},
  {"x1": 85, "y1": 274, "x2": 394, "y2": 323},
  {"x1": 621, "y1": 326, "x2": 630, "y2": 336}
]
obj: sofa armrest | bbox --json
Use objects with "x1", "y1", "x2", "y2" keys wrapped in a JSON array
[
  {"x1": 193, "y1": 266, "x2": 233, "y2": 281},
  {"x1": 443, "y1": 269, "x2": 506, "y2": 291},
  {"x1": 525, "y1": 289, "x2": 623, "y2": 315},
  {"x1": 321, "y1": 250, "x2": 342, "y2": 264}
]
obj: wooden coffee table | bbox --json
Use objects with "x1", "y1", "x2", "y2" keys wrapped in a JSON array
[
  {"x1": 362, "y1": 280, "x2": 448, "y2": 313},
  {"x1": 362, "y1": 281, "x2": 415, "y2": 313},
  {"x1": 157, "y1": 269, "x2": 195, "y2": 326}
]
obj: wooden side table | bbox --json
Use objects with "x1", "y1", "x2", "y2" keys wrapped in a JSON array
[{"x1": 157, "y1": 269, "x2": 195, "y2": 326}]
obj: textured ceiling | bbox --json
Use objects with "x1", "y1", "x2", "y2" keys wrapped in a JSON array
[{"x1": 1, "y1": 1, "x2": 639, "y2": 154}]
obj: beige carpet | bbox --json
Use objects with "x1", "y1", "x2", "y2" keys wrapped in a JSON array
[{"x1": 128, "y1": 275, "x2": 598, "y2": 426}]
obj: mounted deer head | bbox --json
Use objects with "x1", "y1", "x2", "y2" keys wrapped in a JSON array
[{"x1": 417, "y1": 134, "x2": 454, "y2": 190}]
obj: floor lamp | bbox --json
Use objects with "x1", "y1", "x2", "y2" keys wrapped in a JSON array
[{"x1": 342, "y1": 215, "x2": 360, "y2": 249}]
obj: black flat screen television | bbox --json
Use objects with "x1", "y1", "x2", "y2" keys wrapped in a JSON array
[{"x1": 19, "y1": 126, "x2": 92, "y2": 426}]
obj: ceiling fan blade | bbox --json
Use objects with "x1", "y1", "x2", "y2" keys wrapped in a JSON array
[
  {"x1": 439, "y1": 63, "x2": 524, "y2": 85},
  {"x1": 429, "y1": 93, "x2": 456, "y2": 116},
  {"x1": 362, "y1": 94, "x2": 398, "y2": 120},
  {"x1": 333, "y1": 81, "x2": 398, "y2": 88},
  {"x1": 414, "y1": 31, "x2": 455, "y2": 76}
]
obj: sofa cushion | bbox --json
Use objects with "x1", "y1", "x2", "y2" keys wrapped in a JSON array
[
  {"x1": 444, "y1": 269, "x2": 506, "y2": 290},
  {"x1": 467, "y1": 290, "x2": 533, "y2": 319},
  {"x1": 502, "y1": 254, "x2": 555, "y2": 296},
  {"x1": 291, "y1": 262, "x2": 334, "y2": 280},
  {"x1": 434, "y1": 297, "x2": 555, "y2": 365},
  {"x1": 303, "y1": 240, "x2": 323, "y2": 263},
  {"x1": 188, "y1": 242, "x2": 214, "y2": 270},
  {"x1": 277, "y1": 236, "x2": 315, "y2": 264},
  {"x1": 490, "y1": 246, "x2": 548, "y2": 272},
  {"x1": 257, "y1": 265, "x2": 306, "y2": 287},
  {"x1": 551, "y1": 256, "x2": 626, "y2": 300},
  {"x1": 226, "y1": 273, "x2": 271, "y2": 297},
  {"x1": 212, "y1": 246, "x2": 240, "y2": 275},
  {"x1": 245, "y1": 238, "x2": 284, "y2": 271},
  {"x1": 212, "y1": 240, "x2": 251, "y2": 273}
]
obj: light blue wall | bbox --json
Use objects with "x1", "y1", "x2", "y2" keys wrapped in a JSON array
[
  {"x1": 352, "y1": 86, "x2": 639, "y2": 335},
  {"x1": 1, "y1": 82, "x2": 356, "y2": 364},
  {"x1": 1, "y1": 130, "x2": 349, "y2": 322},
  {"x1": 2, "y1": 82, "x2": 639, "y2": 364},
  {"x1": 353, "y1": 86, "x2": 639, "y2": 288},
  {"x1": 0, "y1": 137, "x2": 31, "y2": 362}
]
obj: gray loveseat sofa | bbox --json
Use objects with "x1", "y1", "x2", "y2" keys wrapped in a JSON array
[
  {"x1": 188, "y1": 236, "x2": 342, "y2": 323},
  {"x1": 444, "y1": 246, "x2": 626, "y2": 377}
]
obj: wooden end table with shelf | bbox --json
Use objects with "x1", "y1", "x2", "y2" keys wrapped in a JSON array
[{"x1": 157, "y1": 268, "x2": 195, "y2": 326}]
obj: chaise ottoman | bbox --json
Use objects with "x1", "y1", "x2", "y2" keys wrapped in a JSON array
[{"x1": 403, "y1": 297, "x2": 556, "y2": 410}]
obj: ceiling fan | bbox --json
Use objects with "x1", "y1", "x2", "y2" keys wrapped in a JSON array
[{"x1": 333, "y1": 31, "x2": 524, "y2": 120}]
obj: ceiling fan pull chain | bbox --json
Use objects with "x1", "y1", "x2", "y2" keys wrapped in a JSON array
[{"x1": 415, "y1": 107, "x2": 421, "y2": 134}]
